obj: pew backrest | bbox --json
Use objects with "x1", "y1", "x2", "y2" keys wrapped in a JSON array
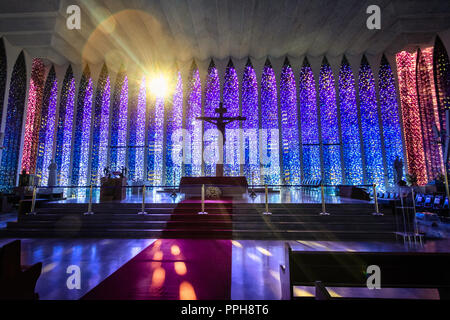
[{"x1": 280, "y1": 243, "x2": 450, "y2": 300}]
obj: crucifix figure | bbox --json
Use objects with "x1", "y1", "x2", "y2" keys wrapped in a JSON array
[{"x1": 197, "y1": 103, "x2": 246, "y2": 177}]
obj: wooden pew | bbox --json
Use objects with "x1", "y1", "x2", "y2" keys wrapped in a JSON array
[
  {"x1": 280, "y1": 243, "x2": 450, "y2": 300},
  {"x1": 0, "y1": 240, "x2": 42, "y2": 299}
]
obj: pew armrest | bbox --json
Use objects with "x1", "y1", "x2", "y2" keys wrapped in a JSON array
[
  {"x1": 280, "y1": 242, "x2": 293, "y2": 300},
  {"x1": 314, "y1": 281, "x2": 332, "y2": 300}
]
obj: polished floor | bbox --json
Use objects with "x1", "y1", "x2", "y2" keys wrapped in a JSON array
[
  {"x1": 49, "y1": 187, "x2": 371, "y2": 204},
  {"x1": 0, "y1": 237, "x2": 448, "y2": 300}
]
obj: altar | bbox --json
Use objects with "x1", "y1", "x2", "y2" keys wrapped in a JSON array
[
  {"x1": 179, "y1": 176, "x2": 248, "y2": 199},
  {"x1": 100, "y1": 176, "x2": 127, "y2": 201}
]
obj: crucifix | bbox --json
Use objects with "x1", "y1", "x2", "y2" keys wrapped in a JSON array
[{"x1": 197, "y1": 103, "x2": 246, "y2": 177}]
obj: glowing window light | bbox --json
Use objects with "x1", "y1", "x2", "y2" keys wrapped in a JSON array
[
  {"x1": 184, "y1": 63, "x2": 202, "y2": 177},
  {"x1": 127, "y1": 80, "x2": 138, "y2": 180},
  {"x1": 338, "y1": 57, "x2": 363, "y2": 185},
  {"x1": 433, "y1": 36, "x2": 450, "y2": 136},
  {"x1": 223, "y1": 59, "x2": 240, "y2": 176},
  {"x1": 135, "y1": 76, "x2": 147, "y2": 180},
  {"x1": 417, "y1": 48, "x2": 443, "y2": 180},
  {"x1": 90, "y1": 65, "x2": 111, "y2": 185},
  {"x1": 319, "y1": 58, "x2": 342, "y2": 185},
  {"x1": 0, "y1": 39, "x2": 6, "y2": 126},
  {"x1": 396, "y1": 51, "x2": 427, "y2": 185},
  {"x1": 71, "y1": 67, "x2": 93, "y2": 190},
  {"x1": 165, "y1": 72, "x2": 183, "y2": 186},
  {"x1": 109, "y1": 70, "x2": 128, "y2": 171},
  {"x1": 146, "y1": 95, "x2": 165, "y2": 185},
  {"x1": 127, "y1": 77, "x2": 147, "y2": 181},
  {"x1": 0, "y1": 52, "x2": 27, "y2": 191},
  {"x1": 203, "y1": 60, "x2": 220, "y2": 176},
  {"x1": 241, "y1": 58, "x2": 260, "y2": 185},
  {"x1": 148, "y1": 74, "x2": 170, "y2": 99},
  {"x1": 299, "y1": 58, "x2": 321, "y2": 181},
  {"x1": 358, "y1": 56, "x2": 385, "y2": 188},
  {"x1": 21, "y1": 58, "x2": 45, "y2": 174},
  {"x1": 35, "y1": 69, "x2": 58, "y2": 186},
  {"x1": 260, "y1": 59, "x2": 280, "y2": 185},
  {"x1": 55, "y1": 66, "x2": 75, "y2": 186},
  {"x1": 378, "y1": 55, "x2": 406, "y2": 186},
  {"x1": 280, "y1": 58, "x2": 301, "y2": 185}
]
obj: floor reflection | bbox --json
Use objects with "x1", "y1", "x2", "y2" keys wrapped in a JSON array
[
  {"x1": 0, "y1": 238, "x2": 154, "y2": 300},
  {"x1": 0, "y1": 237, "x2": 448, "y2": 300},
  {"x1": 231, "y1": 239, "x2": 450, "y2": 300}
]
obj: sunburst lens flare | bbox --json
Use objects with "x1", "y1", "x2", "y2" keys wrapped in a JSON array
[{"x1": 148, "y1": 74, "x2": 171, "y2": 98}]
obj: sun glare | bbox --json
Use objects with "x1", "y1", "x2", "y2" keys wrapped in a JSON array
[{"x1": 148, "y1": 73, "x2": 171, "y2": 98}]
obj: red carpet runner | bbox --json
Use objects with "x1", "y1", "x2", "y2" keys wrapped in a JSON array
[{"x1": 82, "y1": 239, "x2": 232, "y2": 300}]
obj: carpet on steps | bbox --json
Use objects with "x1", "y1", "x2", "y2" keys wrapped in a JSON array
[{"x1": 81, "y1": 239, "x2": 232, "y2": 300}]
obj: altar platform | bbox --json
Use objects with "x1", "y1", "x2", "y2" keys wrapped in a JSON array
[
  {"x1": 46, "y1": 186, "x2": 372, "y2": 205},
  {"x1": 0, "y1": 186, "x2": 402, "y2": 241}
]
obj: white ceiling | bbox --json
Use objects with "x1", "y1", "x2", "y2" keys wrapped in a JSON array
[{"x1": 1, "y1": 0, "x2": 449, "y2": 70}]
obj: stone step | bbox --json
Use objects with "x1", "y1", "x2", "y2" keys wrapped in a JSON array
[
  {"x1": 0, "y1": 228, "x2": 397, "y2": 241},
  {"x1": 18, "y1": 213, "x2": 395, "y2": 222},
  {"x1": 6, "y1": 220, "x2": 395, "y2": 231}
]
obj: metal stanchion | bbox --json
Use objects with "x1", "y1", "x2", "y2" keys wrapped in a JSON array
[
  {"x1": 263, "y1": 184, "x2": 272, "y2": 215},
  {"x1": 371, "y1": 184, "x2": 383, "y2": 216},
  {"x1": 27, "y1": 186, "x2": 37, "y2": 215},
  {"x1": 319, "y1": 184, "x2": 330, "y2": 216},
  {"x1": 83, "y1": 185, "x2": 94, "y2": 215},
  {"x1": 249, "y1": 171, "x2": 257, "y2": 199},
  {"x1": 410, "y1": 188, "x2": 422, "y2": 246},
  {"x1": 138, "y1": 185, "x2": 148, "y2": 215},
  {"x1": 198, "y1": 184, "x2": 208, "y2": 214}
]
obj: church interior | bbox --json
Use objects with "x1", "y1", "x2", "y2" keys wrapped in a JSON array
[{"x1": 1, "y1": 0, "x2": 450, "y2": 304}]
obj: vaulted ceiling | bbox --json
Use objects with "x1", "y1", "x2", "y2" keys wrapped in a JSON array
[{"x1": 1, "y1": 0, "x2": 450, "y2": 70}]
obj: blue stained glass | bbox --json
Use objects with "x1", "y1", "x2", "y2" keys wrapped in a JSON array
[
  {"x1": 71, "y1": 67, "x2": 93, "y2": 189},
  {"x1": 379, "y1": 55, "x2": 404, "y2": 186},
  {"x1": 128, "y1": 77, "x2": 146, "y2": 181},
  {"x1": 55, "y1": 66, "x2": 75, "y2": 186},
  {"x1": 35, "y1": 67, "x2": 58, "y2": 186},
  {"x1": 359, "y1": 56, "x2": 384, "y2": 188},
  {"x1": 260, "y1": 60, "x2": 280, "y2": 185},
  {"x1": 299, "y1": 58, "x2": 321, "y2": 181},
  {"x1": 109, "y1": 69, "x2": 128, "y2": 171},
  {"x1": 339, "y1": 57, "x2": 363, "y2": 185},
  {"x1": 146, "y1": 96, "x2": 165, "y2": 185},
  {"x1": 319, "y1": 59, "x2": 342, "y2": 185},
  {"x1": 241, "y1": 59, "x2": 261, "y2": 185},
  {"x1": 90, "y1": 65, "x2": 110, "y2": 185},
  {"x1": 280, "y1": 58, "x2": 301, "y2": 185},
  {"x1": 223, "y1": 60, "x2": 240, "y2": 176},
  {"x1": 165, "y1": 72, "x2": 183, "y2": 186},
  {"x1": 0, "y1": 52, "x2": 26, "y2": 191},
  {"x1": 184, "y1": 64, "x2": 202, "y2": 177},
  {"x1": 203, "y1": 60, "x2": 220, "y2": 176}
]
